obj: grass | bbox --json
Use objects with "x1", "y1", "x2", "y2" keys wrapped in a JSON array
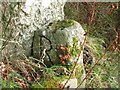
[
  {"x1": 84, "y1": 36, "x2": 119, "y2": 88},
  {"x1": 1, "y1": 2, "x2": 119, "y2": 89}
]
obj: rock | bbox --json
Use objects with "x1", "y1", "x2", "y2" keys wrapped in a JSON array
[
  {"x1": 1, "y1": 42, "x2": 25, "y2": 60},
  {"x1": 61, "y1": 78, "x2": 78, "y2": 88},
  {"x1": 18, "y1": 0, "x2": 66, "y2": 56},
  {"x1": 1, "y1": 0, "x2": 86, "y2": 88},
  {"x1": 1, "y1": 0, "x2": 66, "y2": 59},
  {"x1": 32, "y1": 20, "x2": 85, "y2": 66},
  {"x1": 32, "y1": 19, "x2": 86, "y2": 88}
]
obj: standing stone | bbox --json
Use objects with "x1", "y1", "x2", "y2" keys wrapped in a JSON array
[
  {"x1": 33, "y1": 19, "x2": 86, "y2": 88},
  {"x1": 1, "y1": 0, "x2": 86, "y2": 88},
  {"x1": 1, "y1": 0, "x2": 66, "y2": 59}
]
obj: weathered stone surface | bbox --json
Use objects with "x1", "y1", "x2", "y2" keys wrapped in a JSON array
[
  {"x1": 1, "y1": 0, "x2": 86, "y2": 88},
  {"x1": 32, "y1": 19, "x2": 86, "y2": 88},
  {"x1": 18, "y1": 0, "x2": 66, "y2": 56},
  {"x1": 1, "y1": 42, "x2": 25, "y2": 61},
  {"x1": 33, "y1": 20, "x2": 85, "y2": 66},
  {"x1": 61, "y1": 78, "x2": 78, "y2": 88},
  {"x1": 1, "y1": 0, "x2": 66, "y2": 59}
]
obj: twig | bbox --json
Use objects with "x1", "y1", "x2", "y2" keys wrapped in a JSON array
[{"x1": 75, "y1": 38, "x2": 117, "y2": 89}]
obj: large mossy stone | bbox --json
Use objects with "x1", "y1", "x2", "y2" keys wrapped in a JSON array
[
  {"x1": 32, "y1": 20, "x2": 85, "y2": 66},
  {"x1": 32, "y1": 19, "x2": 86, "y2": 88}
]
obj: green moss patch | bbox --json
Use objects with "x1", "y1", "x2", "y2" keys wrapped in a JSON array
[
  {"x1": 48, "y1": 19, "x2": 75, "y2": 33},
  {"x1": 68, "y1": 37, "x2": 80, "y2": 57}
]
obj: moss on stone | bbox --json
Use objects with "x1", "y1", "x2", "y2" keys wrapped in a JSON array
[
  {"x1": 68, "y1": 37, "x2": 79, "y2": 57},
  {"x1": 48, "y1": 19, "x2": 75, "y2": 33}
]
